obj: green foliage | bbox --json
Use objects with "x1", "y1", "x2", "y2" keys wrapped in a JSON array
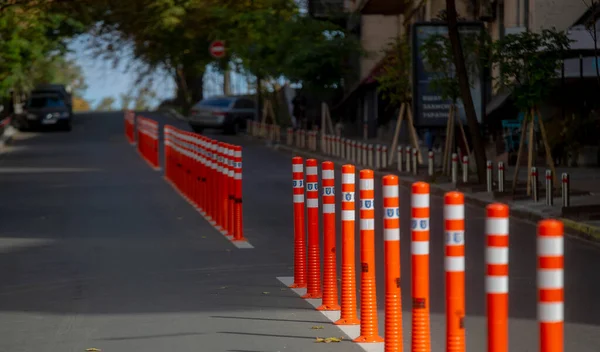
[
  {"x1": 213, "y1": 1, "x2": 361, "y2": 92},
  {"x1": 420, "y1": 30, "x2": 484, "y2": 103},
  {"x1": 95, "y1": 97, "x2": 116, "y2": 111},
  {"x1": 375, "y1": 36, "x2": 412, "y2": 107},
  {"x1": 491, "y1": 28, "x2": 571, "y2": 111},
  {"x1": 0, "y1": 4, "x2": 87, "y2": 97}
]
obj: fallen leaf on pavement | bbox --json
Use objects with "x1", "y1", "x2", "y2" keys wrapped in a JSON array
[
  {"x1": 311, "y1": 326, "x2": 324, "y2": 329},
  {"x1": 262, "y1": 291, "x2": 270, "y2": 295},
  {"x1": 86, "y1": 349, "x2": 102, "y2": 352},
  {"x1": 315, "y1": 337, "x2": 342, "y2": 343}
]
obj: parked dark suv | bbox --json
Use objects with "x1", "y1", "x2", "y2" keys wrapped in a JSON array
[{"x1": 15, "y1": 84, "x2": 73, "y2": 131}]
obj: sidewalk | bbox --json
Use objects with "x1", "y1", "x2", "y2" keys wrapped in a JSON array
[{"x1": 262, "y1": 134, "x2": 600, "y2": 243}]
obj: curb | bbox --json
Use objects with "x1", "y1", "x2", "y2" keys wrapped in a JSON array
[{"x1": 266, "y1": 141, "x2": 600, "y2": 244}]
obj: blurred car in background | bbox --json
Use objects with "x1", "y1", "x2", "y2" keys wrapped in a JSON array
[
  {"x1": 187, "y1": 95, "x2": 257, "y2": 134},
  {"x1": 14, "y1": 84, "x2": 73, "y2": 131}
]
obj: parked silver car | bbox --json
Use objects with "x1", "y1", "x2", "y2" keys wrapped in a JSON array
[{"x1": 187, "y1": 95, "x2": 257, "y2": 134}]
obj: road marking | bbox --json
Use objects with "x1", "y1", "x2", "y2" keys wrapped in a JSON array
[
  {"x1": 163, "y1": 176, "x2": 254, "y2": 249},
  {"x1": 276, "y1": 276, "x2": 383, "y2": 352}
]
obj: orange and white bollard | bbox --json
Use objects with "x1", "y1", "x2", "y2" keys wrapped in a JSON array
[
  {"x1": 354, "y1": 169, "x2": 384, "y2": 343},
  {"x1": 227, "y1": 145, "x2": 236, "y2": 237},
  {"x1": 383, "y1": 175, "x2": 403, "y2": 352},
  {"x1": 486, "y1": 203, "x2": 509, "y2": 352},
  {"x1": 232, "y1": 146, "x2": 245, "y2": 241},
  {"x1": 335, "y1": 164, "x2": 360, "y2": 325},
  {"x1": 318, "y1": 161, "x2": 340, "y2": 311},
  {"x1": 303, "y1": 159, "x2": 322, "y2": 299},
  {"x1": 290, "y1": 157, "x2": 307, "y2": 288},
  {"x1": 444, "y1": 191, "x2": 466, "y2": 352},
  {"x1": 411, "y1": 181, "x2": 431, "y2": 352},
  {"x1": 538, "y1": 219, "x2": 564, "y2": 352}
]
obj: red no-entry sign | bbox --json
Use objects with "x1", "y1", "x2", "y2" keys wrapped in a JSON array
[{"x1": 209, "y1": 40, "x2": 226, "y2": 59}]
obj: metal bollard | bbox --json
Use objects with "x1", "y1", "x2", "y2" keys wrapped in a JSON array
[
  {"x1": 398, "y1": 146, "x2": 403, "y2": 172},
  {"x1": 412, "y1": 147, "x2": 418, "y2": 175},
  {"x1": 375, "y1": 145, "x2": 381, "y2": 169},
  {"x1": 498, "y1": 161, "x2": 505, "y2": 192},
  {"x1": 382, "y1": 146, "x2": 388, "y2": 169},
  {"x1": 531, "y1": 167, "x2": 538, "y2": 202},
  {"x1": 545, "y1": 169, "x2": 553, "y2": 206},
  {"x1": 451, "y1": 153, "x2": 458, "y2": 184},
  {"x1": 462, "y1": 155, "x2": 469, "y2": 183},
  {"x1": 562, "y1": 173, "x2": 570, "y2": 207},
  {"x1": 486, "y1": 160, "x2": 493, "y2": 193},
  {"x1": 405, "y1": 146, "x2": 411, "y2": 173},
  {"x1": 428, "y1": 150, "x2": 434, "y2": 176}
]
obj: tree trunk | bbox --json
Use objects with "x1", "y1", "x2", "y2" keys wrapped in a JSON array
[
  {"x1": 446, "y1": 0, "x2": 488, "y2": 183},
  {"x1": 174, "y1": 65, "x2": 205, "y2": 115}
]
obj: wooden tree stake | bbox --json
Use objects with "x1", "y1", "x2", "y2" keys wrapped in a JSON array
[{"x1": 510, "y1": 113, "x2": 529, "y2": 195}]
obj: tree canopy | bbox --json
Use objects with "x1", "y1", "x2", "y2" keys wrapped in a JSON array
[{"x1": 1, "y1": 0, "x2": 362, "y2": 112}]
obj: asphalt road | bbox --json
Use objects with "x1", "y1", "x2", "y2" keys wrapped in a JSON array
[
  {"x1": 0, "y1": 112, "x2": 363, "y2": 352},
  {"x1": 0, "y1": 111, "x2": 599, "y2": 351}
]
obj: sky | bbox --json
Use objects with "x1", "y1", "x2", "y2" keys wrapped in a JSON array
[{"x1": 66, "y1": 34, "x2": 254, "y2": 110}]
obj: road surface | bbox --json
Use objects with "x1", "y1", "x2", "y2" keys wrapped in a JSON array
[{"x1": 0, "y1": 111, "x2": 598, "y2": 351}]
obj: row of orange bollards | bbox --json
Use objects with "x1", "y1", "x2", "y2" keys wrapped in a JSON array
[
  {"x1": 136, "y1": 116, "x2": 160, "y2": 169},
  {"x1": 124, "y1": 110, "x2": 136, "y2": 145},
  {"x1": 164, "y1": 125, "x2": 246, "y2": 241},
  {"x1": 290, "y1": 156, "x2": 564, "y2": 352}
]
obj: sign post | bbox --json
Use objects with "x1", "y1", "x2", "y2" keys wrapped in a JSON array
[{"x1": 209, "y1": 40, "x2": 226, "y2": 59}]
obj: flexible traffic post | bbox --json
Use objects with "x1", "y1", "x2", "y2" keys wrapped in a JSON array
[
  {"x1": 444, "y1": 191, "x2": 466, "y2": 352},
  {"x1": 487, "y1": 160, "x2": 493, "y2": 193},
  {"x1": 403, "y1": 146, "x2": 409, "y2": 173},
  {"x1": 198, "y1": 136, "x2": 207, "y2": 215},
  {"x1": 545, "y1": 170, "x2": 553, "y2": 206},
  {"x1": 232, "y1": 146, "x2": 245, "y2": 241},
  {"x1": 561, "y1": 173, "x2": 570, "y2": 207},
  {"x1": 383, "y1": 175, "x2": 403, "y2": 352},
  {"x1": 538, "y1": 219, "x2": 564, "y2": 352},
  {"x1": 228, "y1": 145, "x2": 236, "y2": 237},
  {"x1": 164, "y1": 126, "x2": 171, "y2": 181},
  {"x1": 191, "y1": 135, "x2": 199, "y2": 208},
  {"x1": 412, "y1": 148, "x2": 418, "y2": 176},
  {"x1": 222, "y1": 143, "x2": 230, "y2": 233},
  {"x1": 335, "y1": 164, "x2": 360, "y2": 325},
  {"x1": 318, "y1": 161, "x2": 340, "y2": 311},
  {"x1": 398, "y1": 146, "x2": 403, "y2": 172},
  {"x1": 411, "y1": 182, "x2": 431, "y2": 352},
  {"x1": 355, "y1": 169, "x2": 384, "y2": 343},
  {"x1": 498, "y1": 162, "x2": 505, "y2": 192},
  {"x1": 532, "y1": 167, "x2": 539, "y2": 202},
  {"x1": 290, "y1": 157, "x2": 307, "y2": 287},
  {"x1": 486, "y1": 203, "x2": 509, "y2": 352},
  {"x1": 462, "y1": 155, "x2": 469, "y2": 183},
  {"x1": 382, "y1": 146, "x2": 388, "y2": 169},
  {"x1": 209, "y1": 140, "x2": 217, "y2": 224},
  {"x1": 303, "y1": 159, "x2": 322, "y2": 299},
  {"x1": 428, "y1": 151, "x2": 434, "y2": 177},
  {"x1": 451, "y1": 153, "x2": 458, "y2": 185}
]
